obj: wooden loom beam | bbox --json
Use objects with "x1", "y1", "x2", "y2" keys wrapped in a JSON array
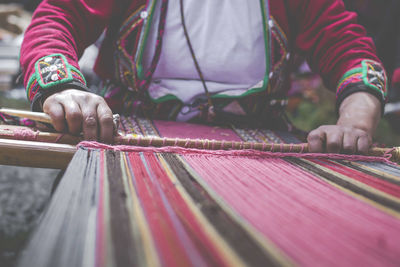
[
  {"x1": 1, "y1": 108, "x2": 398, "y2": 165},
  {"x1": 0, "y1": 125, "x2": 399, "y2": 168},
  {"x1": 0, "y1": 139, "x2": 76, "y2": 169}
]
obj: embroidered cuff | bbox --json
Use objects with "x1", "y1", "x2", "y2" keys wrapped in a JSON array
[
  {"x1": 336, "y1": 60, "x2": 387, "y2": 113},
  {"x1": 26, "y1": 54, "x2": 88, "y2": 111}
]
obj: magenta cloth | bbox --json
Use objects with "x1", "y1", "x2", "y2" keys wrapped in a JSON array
[
  {"x1": 19, "y1": 116, "x2": 400, "y2": 267},
  {"x1": 183, "y1": 154, "x2": 400, "y2": 266},
  {"x1": 76, "y1": 140, "x2": 400, "y2": 267},
  {"x1": 153, "y1": 120, "x2": 242, "y2": 141}
]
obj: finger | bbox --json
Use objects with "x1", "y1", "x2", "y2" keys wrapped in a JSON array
[
  {"x1": 97, "y1": 103, "x2": 114, "y2": 143},
  {"x1": 81, "y1": 103, "x2": 99, "y2": 141},
  {"x1": 357, "y1": 134, "x2": 371, "y2": 154},
  {"x1": 43, "y1": 99, "x2": 66, "y2": 132},
  {"x1": 325, "y1": 131, "x2": 343, "y2": 153},
  {"x1": 307, "y1": 129, "x2": 326, "y2": 153},
  {"x1": 63, "y1": 100, "x2": 83, "y2": 135},
  {"x1": 342, "y1": 132, "x2": 358, "y2": 154}
]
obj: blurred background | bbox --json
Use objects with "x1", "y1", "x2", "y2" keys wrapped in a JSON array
[
  {"x1": 0, "y1": 2, "x2": 64, "y2": 267},
  {"x1": 0, "y1": 1, "x2": 399, "y2": 266}
]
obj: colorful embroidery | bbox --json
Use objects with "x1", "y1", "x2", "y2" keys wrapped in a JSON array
[
  {"x1": 115, "y1": 5, "x2": 145, "y2": 92},
  {"x1": 336, "y1": 60, "x2": 387, "y2": 100},
  {"x1": 363, "y1": 60, "x2": 386, "y2": 94},
  {"x1": 26, "y1": 54, "x2": 86, "y2": 101},
  {"x1": 270, "y1": 16, "x2": 289, "y2": 72},
  {"x1": 35, "y1": 54, "x2": 72, "y2": 88}
]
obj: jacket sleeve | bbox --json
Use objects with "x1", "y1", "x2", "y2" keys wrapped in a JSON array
[
  {"x1": 286, "y1": 0, "x2": 387, "y2": 110},
  {"x1": 20, "y1": 0, "x2": 119, "y2": 111}
]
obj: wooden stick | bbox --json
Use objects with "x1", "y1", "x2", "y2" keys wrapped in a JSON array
[
  {"x1": 0, "y1": 108, "x2": 52, "y2": 123},
  {"x1": 0, "y1": 138, "x2": 76, "y2": 169},
  {"x1": 113, "y1": 135, "x2": 399, "y2": 162},
  {"x1": 1, "y1": 125, "x2": 398, "y2": 165},
  {"x1": 1, "y1": 109, "x2": 397, "y2": 162},
  {"x1": 0, "y1": 108, "x2": 120, "y2": 130},
  {"x1": 0, "y1": 125, "x2": 81, "y2": 144}
]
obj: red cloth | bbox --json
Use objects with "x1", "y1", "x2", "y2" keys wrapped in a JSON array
[
  {"x1": 20, "y1": 0, "x2": 383, "y2": 110},
  {"x1": 286, "y1": 0, "x2": 380, "y2": 89}
]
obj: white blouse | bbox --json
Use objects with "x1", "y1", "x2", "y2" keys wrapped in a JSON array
[{"x1": 143, "y1": 0, "x2": 266, "y2": 120}]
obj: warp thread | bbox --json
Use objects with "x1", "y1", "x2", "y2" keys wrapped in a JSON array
[{"x1": 19, "y1": 145, "x2": 400, "y2": 267}]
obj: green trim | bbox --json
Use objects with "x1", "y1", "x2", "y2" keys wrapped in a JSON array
[
  {"x1": 142, "y1": 0, "x2": 272, "y2": 104},
  {"x1": 100, "y1": 84, "x2": 109, "y2": 97},
  {"x1": 34, "y1": 53, "x2": 73, "y2": 89},
  {"x1": 70, "y1": 65, "x2": 87, "y2": 85},
  {"x1": 337, "y1": 60, "x2": 387, "y2": 99},
  {"x1": 136, "y1": 0, "x2": 158, "y2": 80},
  {"x1": 361, "y1": 60, "x2": 386, "y2": 97},
  {"x1": 211, "y1": 85, "x2": 265, "y2": 99},
  {"x1": 26, "y1": 73, "x2": 37, "y2": 91},
  {"x1": 151, "y1": 93, "x2": 180, "y2": 104},
  {"x1": 149, "y1": 82, "x2": 266, "y2": 104},
  {"x1": 26, "y1": 73, "x2": 37, "y2": 99},
  {"x1": 362, "y1": 60, "x2": 374, "y2": 90},
  {"x1": 337, "y1": 67, "x2": 362, "y2": 86},
  {"x1": 259, "y1": 0, "x2": 271, "y2": 93}
]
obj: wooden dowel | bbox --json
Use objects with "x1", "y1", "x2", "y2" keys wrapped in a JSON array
[
  {"x1": 0, "y1": 138, "x2": 76, "y2": 169},
  {"x1": 0, "y1": 108, "x2": 120, "y2": 131},
  {"x1": 0, "y1": 125, "x2": 81, "y2": 145},
  {"x1": 0, "y1": 108, "x2": 52, "y2": 123},
  {"x1": 114, "y1": 135, "x2": 399, "y2": 162},
  {"x1": 1, "y1": 124, "x2": 398, "y2": 165}
]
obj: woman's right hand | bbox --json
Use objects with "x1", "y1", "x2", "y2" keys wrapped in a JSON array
[{"x1": 43, "y1": 89, "x2": 114, "y2": 143}]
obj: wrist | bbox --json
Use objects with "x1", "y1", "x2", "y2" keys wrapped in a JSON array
[
  {"x1": 32, "y1": 81, "x2": 89, "y2": 112},
  {"x1": 337, "y1": 92, "x2": 381, "y2": 134}
]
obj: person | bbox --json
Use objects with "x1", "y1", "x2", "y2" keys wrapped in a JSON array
[
  {"x1": 20, "y1": 0, "x2": 386, "y2": 153},
  {"x1": 343, "y1": 0, "x2": 400, "y2": 133}
]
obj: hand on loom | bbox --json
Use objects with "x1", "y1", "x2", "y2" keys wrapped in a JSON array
[
  {"x1": 307, "y1": 92, "x2": 381, "y2": 154},
  {"x1": 43, "y1": 89, "x2": 114, "y2": 143}
]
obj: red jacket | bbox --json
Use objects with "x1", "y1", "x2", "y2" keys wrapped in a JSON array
[{"x1": 20, "y1": 0, "x2": 387, "y2": 114}]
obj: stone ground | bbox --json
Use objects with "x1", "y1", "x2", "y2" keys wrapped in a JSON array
[{"x1": 0, "y1": 165, "x2": 61, "y2": 267}]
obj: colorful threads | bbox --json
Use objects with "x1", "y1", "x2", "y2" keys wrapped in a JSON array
[
  {"x1": 19, "y1": 144, "x2": 400, "y2": 267},
  {"x1": 18, "y1": 116, "x2": 400, "y2": 267}
]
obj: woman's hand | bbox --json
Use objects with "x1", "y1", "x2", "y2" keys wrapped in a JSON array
[
  {"x1": 307, "y1": 125, "x2": 372, "y2": 154},
  {"x1": 43, "y1": 89, "x2": 114, "y2": 143},
  {"x1": 307, "y1": 92, "x2": 382, "y2": 154}
]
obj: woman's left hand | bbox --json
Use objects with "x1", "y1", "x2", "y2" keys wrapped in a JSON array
[
  {"x1": 307, "y1": 125, "x2": 372, "y2": 154},
  {"x1": 307, "y1": 91, "x2": 381, "y2": 154}
]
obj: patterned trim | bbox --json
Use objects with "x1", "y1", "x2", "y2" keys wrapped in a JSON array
[
  {"x1": 115, "y1": 6, "x2": 145, "y2": 92},
  {"x1": 26, "y1": 54, "x2": 86, "y2": 101},
  {"x1": 270, "y1": 16, "x2": 288, "y2": 72},
  {"x1": 136, "y1": 0, "x2": 158, "y2": 81},
  {"x1": 260, "y1": 0, "x2": 272, "y2": 93},
  {"x1": 138, "y1": 0, "x2": 169, "y2": 90},
  {"x1": 34, "y1": 54, "x2": 73, "y2": 88},
  {"x1": 336, "y1": 60, "x2": 387, "y2": 100}
]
